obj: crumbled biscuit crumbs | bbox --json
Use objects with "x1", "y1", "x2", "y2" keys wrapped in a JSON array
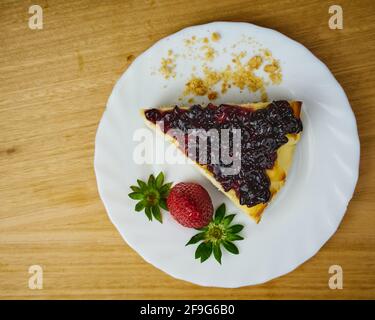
[
  {"x1": 182, "y1": 49, "x2": 281, "y2": 101},
  {"x1": 208, "y1": 91, "x2": 218, "y2": 100},
  {"x1": 185, "y1": 36, "x2": 197, "y2": 46},
  {"x1": 264, "y1": 60, "x2": 282, "y2": 84},
  {"x1": 248, "y1": 55, "x2": 262, "y2": 69},
  {"x1": 184, "y1": 77, "x2": 208, "y2": 96},
  {"x1": 263, "y1": 49, "x2": 272, "y2": 58},
  {"x1": 159, "y1": 57, "x2": 176, "y2": 79},
  {"x1": 264, "y1": 62, "x2": 278, "y2": 73},
  {"x1": 269, "y1": 72, "x2": 282, "y2": 84},
  {"x1": 164, "y1": 33, "x2": 281, "y2": 101},
  {"x1": 230, "y1": 52, "x2": 264, "y2": 91},
  {"x1": 202, "y1": 45, "x2": 215, "y2": 61},
  {"x1": 203, "y1": 66, "x2": 222, "y2": 86},
  {"x1": 221, "y1": 82, "x2": 228, "y2": 94},
  {"x1": 211, "y1": 32, "x2": 221, "y2": 42}
]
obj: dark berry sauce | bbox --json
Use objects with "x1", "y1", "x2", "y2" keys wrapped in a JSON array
[{"x1": 145, "y1": 101, "x2": 302, "y2": 207}]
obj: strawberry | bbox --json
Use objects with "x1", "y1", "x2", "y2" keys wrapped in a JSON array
[{"x1": 167, "y1": 182, "x2": 214, "y2": 228}]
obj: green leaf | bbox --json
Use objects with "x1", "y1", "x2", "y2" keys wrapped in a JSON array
[
  {"x1": 185, "y1": 203, "x2": 246, "y2": 264},
  {"x1": 129, "y1": 173, "x2": 173, "y2": 223},
  {"x1": 128, "y1": 192, "x2": 144, "y2": 200},
  {"x1": 159, "y1": 198, "x2": 168, "y2": 211},
  {"x1": 222, "y1": 214, "x2": 236, "y2": 226},
  {"x1": 200, "y1": 242, "x2": 212, "y2": 262},
  {"x1": 155, "y1": 172, "x2": 164, "y2": 189},
  {"x1": 214, "y1": 203, "x2": 226, "y2": 223},
  {"x1": 135, "y1": 201, "x2": 145, "y2": 212},
  {"x1": 213, "y1": 243, "x2": 222, "y2": 264},
  {"x1": 195, "y1": 242, "x2": 205, "y2": 259},
  {"x1": 137, "y1": 179, "x2": 147, "y2": 191},
  {"x1": 227, "y1": 224, "x2": 244, "y2": 234},
  {"x1": 160, "y1": 182, "x2": 173, "y2": 197},
  {"x1": 145, "y1": 207, "x2": 153, "y2": 221},
  {"x1": 144, "y1": 200, "x2": 153, "y2": 208},
  {"x1": 226, "y1": 234, "x2": 244, "y2": 241},
  {"x1": 148, "y1": 174, "x2": 155, "y2": 187},
  {"x1": 195, "y1": 242, "x2": 212, "y2": 262},
  {"x1": 130, "y1": 185, "x2": 141, "y2": 193},
  {"x1": 222, "y1": 241, "x2": 239, "y2": 255},
  {"x1": 186, "y1": 232, "x2": 206, "y2": 246},
  {"x1": 151, "y1": 205, "x2": 162, "y2": 223}
]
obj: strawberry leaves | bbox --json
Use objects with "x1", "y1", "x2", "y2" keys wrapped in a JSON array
[
  {"x1": 130, "y1": 175, "x2": 245, "y2": 265},
  {"x1": 185, "y1": 232, "x2": 206, "y2": 245},
  {"x1": 195, "y1": 242, "x2": 212, "y2": 262},
  {"x1": 151, "y1": 205, "x2": 162, "y2": 223},
  {"x1": 213, "y1": 243, "x2": 222, "y2": 264},
  {"x1": 186, "y1": 203, "x2": 244, "y2": 264},
  {"x1": 128, "y1": 172, "x2": 172, "y2": 223}
]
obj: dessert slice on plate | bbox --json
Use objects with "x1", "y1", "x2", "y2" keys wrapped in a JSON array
[{"x1": 142, "y1": 100, "x2": 303, "y2": 223}]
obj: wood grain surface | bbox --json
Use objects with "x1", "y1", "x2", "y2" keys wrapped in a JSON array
[{"x1": 1, "y1": 0, "x2": 374, "y2": 299}]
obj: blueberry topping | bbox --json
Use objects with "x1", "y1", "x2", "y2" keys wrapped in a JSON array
[{"x1": 144, "y1": 101, "x2": 302, "y2": 207}]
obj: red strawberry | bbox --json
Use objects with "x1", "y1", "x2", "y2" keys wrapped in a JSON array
[{"x1": 167, "y1": 182, "x2": 214, "y2": 228}]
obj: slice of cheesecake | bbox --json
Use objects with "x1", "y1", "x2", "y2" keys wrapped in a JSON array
[{"x1": 142, "y1": 100, "x2": 303, "y2": 223}]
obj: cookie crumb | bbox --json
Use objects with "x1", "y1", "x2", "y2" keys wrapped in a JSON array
[
  {"x1": 180, "y1": 47, "x2": 281, "y2": 101},
  {"x1": 269, "y1": 72, "x2": 282, "y2": 84},
  {"x1": 185, "y1": 77, "x2": 208, "y2": 96},
  {"x1": 248, "y1": 55, "x2": 262, "y2": 69},
  {"x1": 208, "y1": 91, "x2": 218, "y2": 100},
  {"x1": 211, "y1": 32, "x2": 221, "y2": 42},
  {"x1": 202, "y1": 45, "x2": 215, "y2": 61},
  {"x1": 264, "y1": 60, "x2": 282, "y2": 84},
  {"x1": 263, "y1": 49, "x2": 272, "y2": 58},
  {"x1": 159, "y1": 57, "x2": 176, "y2": 79},
  {"x1": 221, "y1": 82, "x2": 228, "y2": 94}
]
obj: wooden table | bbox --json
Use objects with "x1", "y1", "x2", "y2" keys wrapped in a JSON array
[{"x1": 1, "y1": 0, "x2": 374, "y2": 299}]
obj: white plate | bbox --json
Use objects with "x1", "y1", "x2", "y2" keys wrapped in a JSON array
[{"x1": 94, "y1": 22, "x2": 360, "y2": 287}]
